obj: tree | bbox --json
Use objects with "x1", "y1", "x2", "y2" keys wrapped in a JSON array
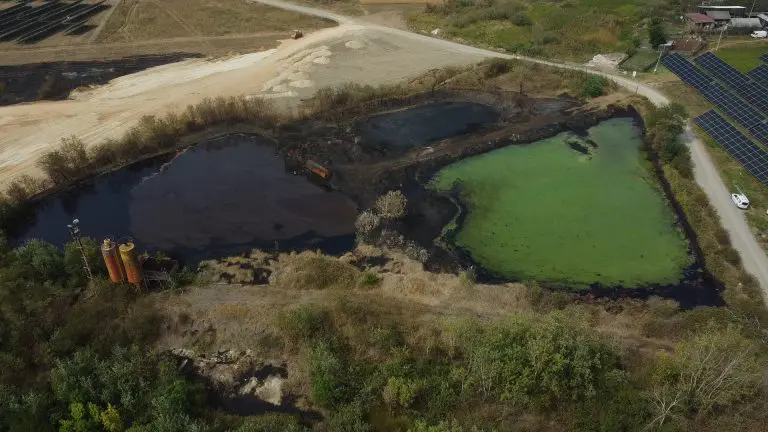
[
  {"x1": 646, "y1": 325, "x2": 765, "y2": 429},
  {"x1": 649, "y1": 17, "x2": 667, "y2": 49},
  {"x1": 13, "y1": 239, "x2": 65, "y2": 282},
  {"x1": 58, "y1": 402, "x2": 101, "y2": 432},
  {"x1": 64, "y1": 237, "x2": 105, "y2": 286}
]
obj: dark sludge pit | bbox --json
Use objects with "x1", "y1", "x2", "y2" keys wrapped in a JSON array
[
  {"x1": 0, "y1": 53, "x2": 199, "y2": 105},
  {"x1": 9, "y1": 93, "x2": 722, "y2": 306},
  {"x1": 14, "y1": 134, "x2": 358, "y2": 264}
]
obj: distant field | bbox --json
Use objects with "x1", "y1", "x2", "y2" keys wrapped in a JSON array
[
  {"x1": 97, "y1": 0, "x2": 335, "y2": 43},
  {"x1": 407, "y1": 0, "x2": 672, "y2": 61},
  {"x1": 715, "y1": 43, "x2": 768, "y2": 72}
]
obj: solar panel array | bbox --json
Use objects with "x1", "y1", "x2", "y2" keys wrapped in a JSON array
[
  {"x1": 747, "y1": 64, "x2": 768, "y2": 86},
  {"x1": 661, "y1": 54, "x2": 712, "y2": 90},
  {"x1": 661, "y1": 54, "x2": 767, "y2": 139},
  {"x1": 695, "y1": 110, "x2": 768, "y2": 185},
  {"x1": 761, "y1": 52, "x2": 768, "y2": 63},
  {"x1": 695, "y1": 52, "x2": 768, "y2": 115}
]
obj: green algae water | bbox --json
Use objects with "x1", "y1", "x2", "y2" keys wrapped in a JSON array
[{"x1": 431, "y1": 118, "x2": 691, "y2": 287}]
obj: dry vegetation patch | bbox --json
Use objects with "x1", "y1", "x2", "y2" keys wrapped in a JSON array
[{"x1": 98, "y1": 0, "x2": 335, "y2": 43}]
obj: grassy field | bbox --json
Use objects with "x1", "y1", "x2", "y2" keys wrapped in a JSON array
[
  {"x1": 407, "y1": 0, "x2": 673, "y2": 61},
  {"x1": 432, "y1": 117, "x2": 691, "y2": 286},
  {"x1": 97, "y1": 0, "x2": 335, "y2": 43},
  {"x1": 714, "y1": 42, "x2": 768, "y2": 72}
]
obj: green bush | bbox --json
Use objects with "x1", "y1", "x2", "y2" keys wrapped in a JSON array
[
  {"x1": 278, "y1": 304, "x2": 332, "y2": 343},
  {"x1": 582, "y1": 75, "x2": 606, "y2": 98},
  {"x1": 309, "y1": 342, "x2": 358, "y2": 408},
  {"x1": 13, "y1": 239, "x2": 65, "y2": 282}
]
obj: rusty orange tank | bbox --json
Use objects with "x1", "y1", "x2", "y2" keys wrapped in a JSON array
[
  {"x1": 119, "y1": 241, "x2": 144, "y2": 288},
  {"x1": 101, "y1": 238, "x2": 125, "y2": 283},
  {"x1": 306, "y1": 160, "x2": 332, "y2": 180}
]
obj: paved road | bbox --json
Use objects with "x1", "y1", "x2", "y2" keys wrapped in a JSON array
[{"x1": 253, "y1": 0, "x2": 768, "y2": 302}]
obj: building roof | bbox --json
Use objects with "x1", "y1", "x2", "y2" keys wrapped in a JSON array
[
  {"x1": 729, "y1": 17, "x2": 762, "y2": 28},
  {"x1": 706, "y1": 11, "x2": 731, "y2": 20},
  {"x1": 685, "y1": 13, "x2": 715, "y2": 24},
  {"x1": 700, "y1": 5, "x2": 746, "y2": 10}
]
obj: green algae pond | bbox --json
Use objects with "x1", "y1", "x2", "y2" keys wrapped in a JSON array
[{"x1": 431, "y1": 117, "x2": 692, "y2": 287}]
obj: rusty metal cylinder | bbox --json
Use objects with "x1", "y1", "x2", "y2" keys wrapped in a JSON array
[
  {"x1": 119, "y1": 241, "x2": 143, "y2": 287},
  {"x1": 101, "y1": 238, "x2": 125, "y2": 283}
]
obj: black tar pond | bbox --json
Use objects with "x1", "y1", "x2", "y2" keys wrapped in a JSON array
[
  {"x1": 10, "y1": 95, "x2": 723, "y2": 306},
  {"x1": 0, "y1": 53, "x2": 197, "y2": 105}
]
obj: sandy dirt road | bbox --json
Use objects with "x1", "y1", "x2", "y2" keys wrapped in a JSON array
[{"x1": 0, "y1": 23, "x2": 485, "y2": 185}]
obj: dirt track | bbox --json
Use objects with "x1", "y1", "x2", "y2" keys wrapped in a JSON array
[{"x1": 0, "y1": 24, "x2": 485, "y2": 186}]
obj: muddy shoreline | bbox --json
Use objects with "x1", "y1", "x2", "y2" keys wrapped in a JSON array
[
  {"x1": 0, "y1": 53, "x2": 197, "y2": 105},
  {"x1": 6, "y1": 90, "x2": 722, "y2": 305}
]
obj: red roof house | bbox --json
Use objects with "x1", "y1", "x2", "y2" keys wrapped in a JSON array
[{"x1": 685, "y1": 13, "x2": 715, "y2": 30}]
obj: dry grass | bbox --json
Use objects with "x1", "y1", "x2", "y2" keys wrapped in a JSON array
[{"x1": 98, "y1": 0, "x2": 335, "y2": 43}]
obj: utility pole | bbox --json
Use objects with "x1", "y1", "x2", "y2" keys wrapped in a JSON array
[
  {"x1": 67, "y1": 218, "x2": 93, "y2": 283},
  {"x1": 716, "y1": 25, "x2": 727, "y2": 52},
  {"x1": 750, "y1": 0, "x2": 758, "y2": 16}
]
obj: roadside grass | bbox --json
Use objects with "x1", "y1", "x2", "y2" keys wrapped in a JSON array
[
  {"x1": 407, "y1": 0, "x2": 671, "y2": 61},
  {"x1": 695, "y1": 127, "x2": 768, "y2": 249},
  {"x1": 654, "y1": 77, "x2": 768, "y2": 253},
  {"x1": 714, "y1": 43, "x2": 768, "y2": 72},
  {"x1": 98, "y1": 0, "x2": 335, "y2": 43},
  {"x1": 620, "y1": 48, "x2": 659, "y2": 72}
]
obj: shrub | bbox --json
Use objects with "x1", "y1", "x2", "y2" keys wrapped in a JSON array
[
  {"x1": 647, "y1": 325, "x2": 764, "y2": 427},
  {"x1": 355, "y1": 210, "x2": 380, "y2": 240},
  {"x1": 582, "y1": 75, "x2": 606, "y2": 98},
  {"x1": 359, "y1": 272, "x2": 380, "y2": 288},
  {"x1": 13, "y1": 239, "x2": 65, "y2": 282},
  {"x1": 309, "y1": 342, "x2": 357, "y2": 408},
  {"x1": 483, "y1": 58, "x2": 510, "y2": 78},
  {"x1": 63, "y1": 237, "x2": 105, "y2": 286},
  {"x1": 374, "y1": 190, "x2": 407, "y2": 219},
  {"x1": 457, "y1": 311, "x2": 621, "y2": 407},
  {"x1": 273, "y1": 253, "x2": 360, "y2": 290},
  {"x1": 647, "y1": 296, "x2": 679, "y2": 319},
  {"x1": 278, "y1": 304, "x2": 332, "y2": 343}
]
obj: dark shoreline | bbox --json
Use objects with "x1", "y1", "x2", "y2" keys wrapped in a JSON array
[
  {"x1": 392, "y1": 108, "x2": 722, "y2": 308},
  {"x1": 4, "y1": 93, "x2": 723, "y2": 306}
]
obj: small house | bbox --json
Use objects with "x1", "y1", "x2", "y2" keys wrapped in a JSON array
[
  {"x1": 729, "y1": 18, "x2": 763, "y2": 31},
  {"x1": 685, "y1": 13, "x2": 716, "y2": 31},
  {"x1": 698, "y1": 5, "x2": 747, "y2": 18},
  {"x1": 705, "y1": 10, "x2": 732, "y2": 25}
]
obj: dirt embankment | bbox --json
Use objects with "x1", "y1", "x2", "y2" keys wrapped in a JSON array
[{"x1": 0, "y1": 24, "x2": 486, "y2": 189}]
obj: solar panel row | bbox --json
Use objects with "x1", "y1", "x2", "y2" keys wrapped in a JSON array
[
  {"x1": 695, "y1": 110, "x2": 768, "y2": 185},
  {"x1": 695, "y1": 52, "x2": 768, "y2": 116},
  {"x1": 747, "y1": 64, "x2": 768, "y2": 86},
  {"x1": 761, "y1": 52, "x2": 768, "y2": 63},
  {"x1": 661, "y1": 54, "x2": 712, "y2": 90},
  {"x1": 661, "y1": 54, "x2": 768, "y2": 146}
]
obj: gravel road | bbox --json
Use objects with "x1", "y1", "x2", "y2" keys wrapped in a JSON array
[{"x1": 251, "y1": 0, "x2": 768, "y2": 302}]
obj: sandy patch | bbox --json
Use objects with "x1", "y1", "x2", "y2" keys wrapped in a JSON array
[{"x1": 345, "y1": 40, "x2": 364, "y2": 49}]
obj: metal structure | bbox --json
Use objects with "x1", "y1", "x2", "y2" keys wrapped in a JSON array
[
  {"x1": 695, "y1": 52, "x2": 768, "y2": 115},
  {"x1": 0, "y1": 0, "x2": 109, "y2": 44},
  {"x1": 695, "y1": 110, "x2": 768, "y2": 185},
  {"x1": 66, "y1": 218, "x2": 93, "y2": 282},
  {"x1": 118, "y1": 240, "x2": 144, "y2": 288},
  {"x1": 747, "y1": 64, "x2": 768, "y2": 86},
  {"x1": 100, "y1": 237, "x2": 125, "y2": 283}
]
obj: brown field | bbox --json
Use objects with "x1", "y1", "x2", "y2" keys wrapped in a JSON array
[{"x1": 96, "y1": 0, "x2": 334, "y2": 43}]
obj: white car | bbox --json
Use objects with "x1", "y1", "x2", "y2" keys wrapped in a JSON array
[{"x1": 731, "y1": 193, "x2": 750, "y2": 209}]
